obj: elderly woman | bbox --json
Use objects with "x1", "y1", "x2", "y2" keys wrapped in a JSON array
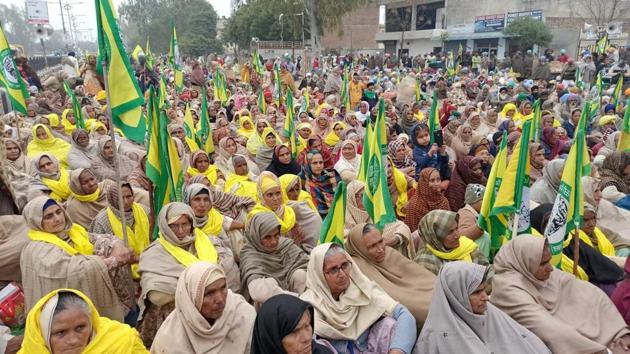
[
  {"x1": 530, "y1": 159, "x2": 565, "y2": 205},
  {"x1": 301, "y1": 150, "x2": 340, "y2": 219},
  {"x1": 245, "y1": 118, "x2": 273, "y2": 155},
  {"x1": 491, "y1": 235, "x2": 630, "y2": 354},
  {"x1": 450, "y1": 123, "x2": 474, "y2": 159},
  {"x1": 214, "y1": 136, "x2": 259, "y2": 177},
  {"x1": 334, "y1": 140, "x2": 361, "y2": 183},
  {"x1": 324, "y1": 121, "x2": 347, "y2": 148},
  {"x1": 346, "y1": 180, "x2": 416, "y2": 259},
  {"x1": 405, "y1": 167, "x2": 450, "y2": 232},
  {"x1": 89, "y1": 183, "x2": 150, "y2": 280},
  {"x1": 224, "y1": 155, "x2": 258, "y2": 200},
  {"x1": 138, "y1": 202, "x2": 230, "y2": 346},
  {"x1": 186, "y1": 150, "x2": 224, "y2": 188},
  {"x1": 20, "y1": 197, "x2": 136, "y2": 321},
  {"x1": 5, "y1": 138, "x2": 34, "y2": 176},
  {"x1": 19, "y1": 289, "x2": 146, "y2": 353},
  {"x1": 414, "y1": 262, "x2": 550, "y2": 353},
  {"x1": 444, "y1": 156, "x2": 487, "y2": 211},
  {"x1": 387, "y1": 138, "x2": 415, "y2": 175},
  {"x1": 300, "y1": 243, "x2": 417, "y2": 354},
  {"x1": 27, "y1": 124, "x2": 72, "y2": 168},
  {"x1": 251, "y1": 294, "x2": 335, "y2": 354},
  {"x1": 65, "y1": 168, "x2": 112, "y2": 229},
  {"x1": 67, "y1": 128, "x2": 98, "y2": 169},
  {"x1": 240, "y1": 211, "x2": 309, "y2": 304},
  {"x1": 414, "y1": 210, "x2": 489, "y2": 275},
  {"x1": 600, "y1": 151, "x2": 630, "y2": 204},
  {"x1": 90, "y1": 138, "x2": 136, "y2": 182},
  {"x1": 529, "y1": 142, "x2": 546, "y2": 183},
  {"x1": 266, "y1": 144, "x2": 302, "y2": 177},
  {"x1": 279, "y1": 173, "x2": 317, "y2": 211},
  {"x1": 346, "y1": 223, "x2": 435, "y2": 329},
  {"x1": 255, "y1": 127, "x2": 279, "y2": 171},
  {"x1": 32, "y1": 154, "x2": 72, "y2": 203},
  {"x1": 151, "y1": 262, "x2": 256, "y2": 354},
  {"x1": 298, "y1": 135, "x2": 335, "y2": 169},
  {"x1": 167, "y1": 123, "x2": 194, "y2": 154}
]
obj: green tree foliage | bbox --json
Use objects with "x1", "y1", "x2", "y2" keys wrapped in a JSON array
[
  {"x1": 119, "y1": 0, "x2": 222, "y2": 57},
  {"x1": 503, "y1": 17, "x2": 553, "y2": 51}
]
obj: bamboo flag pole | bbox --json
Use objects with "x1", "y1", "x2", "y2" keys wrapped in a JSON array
[
  {"x1": 511, "y1": 212, "x2": 520, "y2": 240},
  {"x1": 101, "y1": 59, "x2": 130, "y2": 248},
  {"x1": 572, "y1": 223, "x2": 580, "y2": 276}
]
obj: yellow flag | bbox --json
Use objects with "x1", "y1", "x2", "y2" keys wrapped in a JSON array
[{"x1": 0, "y1": 24, "x2": 29, "y2": 114}]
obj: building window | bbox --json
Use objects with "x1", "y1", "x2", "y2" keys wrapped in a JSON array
[
  {"x1": 416, "y1": 1, "x2": 444, "y2": 30},
  {"x1": 385, "y1": 6, "x2": 412, "y2": 32},
  {"x1": 474, "y1": 39, "x2": 499, "y2": 54}
]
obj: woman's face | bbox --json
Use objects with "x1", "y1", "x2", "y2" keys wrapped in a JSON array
[
  {"x1": 541, "y1": 115, "x2": 553, "y2": 128},
  {"x1": 243, "y1": 120, "x2": 253, "y2": 130},
  {"x1": 506, "y1": 109, "x2": 515, "y2": 118},
  {"x1": 571, "y1": 110, "x2": 581, "y2": 124},
  {"x1": 593, "y1": 187, "x2": 602, "y2": 204},
  {"x1": 120, "y1": 186, "x2": 134, "y2": 212},
  {"x1": 194, "y1": 154, "x2": 210, "y2": 172},
  {"x1": 36, "y1": 126, "x2": 48, "y2": 140},
  {"x1": 200, "y1": 278, "x2": 228, "y2": 322},
  {"x1": 103, "y1": 141, "x2": 114, "y2": 159},
  {"x1": 534, "y1": 147, "x2": 546, "y2": 165},
  {"x1": 309, "y1": 154, "x2": 324, "y2": 175},
  {"x1": 310, "y1": 139, "x2": 322, "y2": 151},
  {"x1": 348, "y1": 115, "x2": 357, "y2": 126},
  {"x1": 317, "y1": 117, "x2": 327, "y2": 129},
  {"x1": 281, "y1": 310, "x2": 313, "y2": 354},
  {"x1": 263, "y1": 186, "x2": 283, "y2": 210},
  {"x1": 49, "y1": 306, "x2": 91, "y2": 354},
  {"x1": 395, "y1": 145, "x2": 406, "y2": 161},
  {"x1": 582, "y1": 210, "x2": 597, "y2": 236},
  {"x1": 225, "y1": 139, "x2": 237, "y2": 155},
  {"x1": 287, "y1": 183, "x2": 300, "y2": 201},
  {"x1": 190, "y1": 193, "x2": 211, "y2": 216},
  {"x1": 260, "y1": 226, "x2": 281, "y2": 251},
  {"x1": 533, "y1": 246, "x2": 553, "y2": 281},
  {"x1": 333, "y1": 123, "x2": 344, "y2": 136},
  {"x1": 171, "y1": 128, "x2": 185, "y2": 141},
  {"x1": 470, "y1": 115, "x2": 480, "y2": 127},
  {"x1": 256, "y1": 121, "x2": 266, "y2": 134},
  {"x1": 38, "y1": 156, "x2": 57, "y2": 174},
  {"x1": 5, "y1": 141, "x2": 20, "y2": 161},
  {"x1": 277, "y1": 146, "x2": 292, "y2": 164},
  {"x1": 95, "y1": 127, "x2": 106, "y2": 135},
  {"x1": 169, "y1": 215, "x2": 193, "y2": 240},
  {"x1": 428, "y1": 170, "x2": 441, "y2": 193},
  {"x1": 298, "y1": 127, "x2": 311, "y2": 139},
  {"x1": 523, "y1": 104, "x2": 532, "y2": 115},
  {"x1": 468, "y1": 282, "x2": 489, "y2": 315},
  {"x1": 341, "y1": 143, "x2": 356, "y2": 161},
  {"x1": 323, "y1": 252, "x2": 351, "y2": 299},
  {"x1": 548, "y1": 130, "x2": 559, "y2": 145},
  {"x1": 265, "y1": 133, "x2": 277, "y2": 148},
  {"x1": 76, "y1": 132, "x2": 89, "y2": 148},
  {"x1": 233, "y1": 157, "x2": 249, "y2": 176},
  {"x1": 42, "y1": 204, "x2": 67, "y2": 233},
  {"x1": 470, "y1": 162, "x2": 483, "y2": 177},
  {"x1": 78, "y1": 171, "x2": 98, "y2": 195},
  {"x1": 406, "y1": 111, "x2": 413, "y2": 119},
  {"x1": 66, "y1": 112, "x2": 75, "y2": 124},
  {"x1": 462, "y1": 127, "x2": 472, "y2": 141},
  {"x1": 441, "y1": 220, "x2": 460, "y2": 250},
  {"x1": 355, "y1": 188, "x2": 365, "y2": 210}
]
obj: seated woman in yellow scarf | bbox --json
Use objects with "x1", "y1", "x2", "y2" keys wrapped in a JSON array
[
  {"x1": 248, "y1": 171, "x2": 317, "y2": 252},
  {"x1": 61, "y1": 108, "x2": 77, "y2": 135},
  {"x1": 27, "y1": 124, "x2": 72, "y2": 168},
  {"x1": 246, "y1": 118, "x2": 273, "y2": 155},
  {"x1": 513, "y1": 100, "x2": 534, "y2": 128},
  {"x1": 255, "y1": 127, "x2": 280, "y2": 171},
  {"x1": 386, "y1": 157, "x2": 416, "y2": 219},
  {"x1": 32, "y1": 154, "x2": 72, "y2": 203},
  {"x1": 323, "y1": 121, "x2": 347, "y2": 148},
  {"x1": 296, "y1": 122, "x2": 313, "y2": 155},
  {"x1": 414, "y1": 209, "x2": 490, "y2": 275},
  {"x1": 138, "y1": 202, "x2": 231, "y2": 347},
  {"x1": 236, "y1": 115, "x2": 255, "y2": 139},
  {"x1": 186, "y1": 150, "x2": 225, "y2": 189},
  {"x1": 571, "y1": 205, "x2": 627, "y2": 266},
  {"x1": 46, "y1": 113, "x2": 69, "y2": 138},
  {"x1": 89, "y1": 183, "x2": 150, "y2": 280},
  {"x1": 224, "y1": 154, "x2": 258, "y2": 200},
  {"x1": 19, "y1": 289, "x2": 146, "y2": 354},
  {"x1": 185, "y1": 182, "x2": 245, "y2": 268},
  {"x1": 65, "y1": 168, "x2": 112, "y2": 229},
  {"x1": 279, "y1": 174, "x2": 317, "y2": 212},
  {"x1": 21, "y1": 196, "x2": 137, "y2": 322},
  {"x1": 499, "y1": 102, "x2": 517, "y2": 121},
  {"x1": 89, "y1": 121, "x2": 109, "y2": 139}
]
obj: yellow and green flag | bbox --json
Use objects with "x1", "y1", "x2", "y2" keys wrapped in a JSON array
[
  {"x1": 428, "y1": 90, "x2": 440, "y2": 144},
  {"x1": 618, "y1": 99, "x2": 630, "y2": 151},
  {"x1": 596, "y1": 33, "x2": 608, "y2": 54},
  {"x1": 168, "y1": 23, "x2": 183, "y2": 92},
  {"x1": 252, "y1": 48, "x2": 264, "y2": 76},
  {"x1": 183, "y1": 104, "x2": 200, "y2": 152},
  {"x1": 63, "y1": 80, "x2": 85, "y2": 129},
  {"x1": 478, "y1": 131, "x2": 509, "y2": 257},
  {"x1": 131, "y1": 44, "x2": 143, "y2": 63},
  {"x1": 545, "y1": 103, "x2": 591, "y2": 266},
  {"x1": 340, "y1": 67, "x2": 350, "y2": 111},
  {"x1": 196, "y1": 88, "x2": 215, "y2": 154},
  {"x1": 95, "y1": 0, "x2": 145, "y2": 144},
  {"x1": 258, "y1": 88, "x2": 267, "y2": 114},
  {"x1": 213, "y1": 68, "x2": 228, "y2": 106},
  {"x1": 145, "y1": 37, "x2": 154, "y2": 71},
  {"x1": 0, "y1": 24, "x2": 29, "y2": 114},
  {"x1": 273, "y1": 63, "x2": 281, "y2": 106},
  {"x1": 319, "y1": 181, "x2": 347, "y2": 246},
  {"x1": 530, "y1": 99, "x2": 541, "y2": 143},
  {"x1": 613, "y1": 77, "x2": 624, "y2": 111},
  {"x1": 283, "y1": 88, "x2": 299, "y2": 158},
  {"x1": 358, "y1": 98, "x2": 396, "y2": 230},
  {"x1": 490, "y1": 120, "x2": 532, "y2": 237}
]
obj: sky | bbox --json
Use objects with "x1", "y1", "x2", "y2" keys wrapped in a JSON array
[{"x1": 0, "y1": 0, "x2": 231, "y2": 42}]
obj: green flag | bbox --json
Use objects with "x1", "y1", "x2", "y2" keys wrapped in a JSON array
[
  {"x1": 428, "y1": 90, "x2": 440, "y2": 144},
  {"x1": 0, "y1": 24, "x2": 29, "y2": 114},
  {"x1": 619, "y1": 99, "x2": 630, "y2": 152},
  {"x1": 196, "y1": 87, "x2": 215, "y2": 154},
  {"x1": 63, "y1": 80, "x2": 85, "y2": 129},
  {"x1": 319, "y1": 181, "x2": 347, "y2": 246},
  {"x1": 169, "y1": 23, "x2": 183, "y2": 92},
  {"x1": 283, "y1": 88, "x2": 299, "y2": 158}
]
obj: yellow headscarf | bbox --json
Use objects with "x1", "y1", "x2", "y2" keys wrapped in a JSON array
[
  {"x1": 426, "y1": 235, "x2": 478, "y2": 262},
  {"x1": 95, "y1": 90, "x2": 107, "y2": 101},
  {"x1": 324, "y1": 121, "x2": 347, "y2": 147},
  {"x1": 279, "y1": 174, "x2": 317, "y2": 211},
  {"x1": 61, "y1": 108, "x2": 76, "y2": 135},
  {"x1": 248, "y1": 172, "x2": 297, "y2": 233},
  {"x1": 391, "y1": 165, "x2": 413, "y2": 217},
  {"x1": 500, "y1": 103, "x2": 517, "y2": 120},
  {"x1": 246, "y1": 118, "x2": 273, "y2": 154},
  {"x1": 237, "y1": 116, "x2": 255, "y2": 138},
  {"x1": 224, "y1": 173, "x2": 258, "y2": 200},
  {"x1": 106, "y1": 203, "x2": 150, "y2": 279},
  {"x1": 187, "y1": 151, "x2": 221, "y2": 184},
  {"x1": 27, "y1": 124, "x2": 71, "y2": 168},
  {"x1": 18, "y1": 288, "x2": 147, "y2": 354},
  {"x1": 296, "y1": 122, "x2": 312, "y2": 155},
  {"x1": 42, "y1": 169, "x2": 72, "y2": 202},
  {"x1": 159, "y1": 228, "x2": 218, "y2": 266},
  {"x1": 569, "y1": 228, "x2": 616, "y2": 257}
]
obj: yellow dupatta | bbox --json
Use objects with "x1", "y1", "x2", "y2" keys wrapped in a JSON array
[
  {"x1": 323, "y1": 122, "x2": 347, "y2": 147},
  {"x1": 18, "y1": 289, "x2": 147, "y2": 354},
  {"x1": 236, "y1": 116, "x2": 255, "y2": 139},
  {"x1": 28, "y1": 224, "x2": 94, "y2": 255},
  {"x1": 42, "y1": 169, "x2": 72, "y2": 202},
  {"x1": 569, "y1": 228, "x2": 616, "y2": 257},
  {"x1": 298, "y1": 190, "x2": 317, "y2": 212},
  {"x1": 158, "y1": 229, "x2": 218, "y2": 266},
  {"x1": 27, "y1": 124, "x2": 71, "y2": 168},
  {"x1": 531, "y1": 229, "x2": 589, "y2": 281},
  {"x1": 61, "y1": 108, "x2": 76, "y2": 135},
  {"x1": 106, "y1": 203, "x2": 150, "y2": 279},
  {"x1": 187, "y1": 165, "x2": 220, "y2": 185},
  {"x1": 72, "y1": 187, "x2": 102, "y2": 202},
  {"x1": 224, "y1": 173, "x2": 258, "y2": 199},
  {"x1": 426, "y1": 236, "x2": 477, "y2": 262},
  {"x1": 392, "y1": 166, "x2": 413, "y2": 217},
  {"x1": 414, "y1": 111, "x2": 425, "y2": 122},
  {"x1": 199, "y1": 208, "x2": 224, "y2": 236},
  {"x1": 248, "y1": 203, "x2": 296, "y2": 234}
]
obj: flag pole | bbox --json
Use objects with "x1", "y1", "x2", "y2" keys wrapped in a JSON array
[
  {"x1": 101, "y1": 59, "x2": 130, "y2": 248},
  {"x1": 572, "y1": 223, "x2": 580, "y2": 276},
  {"x1": 511, "y1": 212, "x2": 519, "y2": 240}
]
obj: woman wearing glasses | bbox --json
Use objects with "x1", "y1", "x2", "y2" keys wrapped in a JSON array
[{"x1": 301, "y1": 243, "x2": 417, "y2": 354}]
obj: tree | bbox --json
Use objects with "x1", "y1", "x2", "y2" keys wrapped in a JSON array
[
  {"x1": 503, "y1": 17, "x2": 553, "y2": 52},
  {"x1": 570, "y1": 0, "x2": 630, "y2": 26}
]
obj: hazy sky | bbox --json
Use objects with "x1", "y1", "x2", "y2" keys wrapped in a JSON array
[{"x1": 0, "y1": 0, "x2": 231, "y2": 41}]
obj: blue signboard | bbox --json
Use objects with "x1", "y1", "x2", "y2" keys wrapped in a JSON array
[{"x1": 474, "y1": 14, "x2": 506, "y2": 33}]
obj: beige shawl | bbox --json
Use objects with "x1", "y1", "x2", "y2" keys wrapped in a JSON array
[
  {"x1": 90, "y1": 138, "x2": 137, "y2": 182},
  {"x1": 491, "y1": 235, "x2": 630, "y2": 354},
  {"x1": 65, "y1": 168, "x2": 112, "y2": 229},
  {"x1": 151, "y1": 262, "x2": 256, "y2": 354},
  {"x1": 20, "y1": 196, "x2": 123, "y2": 321},
  {"x1": 345, "y1": 223, "x2": 434, "y2": 328},
  {"x1": 5, "y1": 138, "x2": 35, "y2": 176},
  {"x1": 583, "y1": 176, "x2": 630, "y2": 248},
  {"x1": 300, "y1": 243, "x2": 398, "y2": 340},
  {"x1": 0, "y1": 215, "x2": 28, "y2": 282}
]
